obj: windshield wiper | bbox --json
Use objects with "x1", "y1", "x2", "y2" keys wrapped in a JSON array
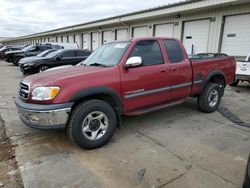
[{"x1": 88, "y1": 63, "x2": 109, "y2": 67}]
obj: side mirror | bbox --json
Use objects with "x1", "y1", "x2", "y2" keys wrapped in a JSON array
[
  {"x1": 56, "y1": 56, "x2": 61, "y2": 61},
  {"x1": 125, "y1": 56, "x2": 142, "y2": 69}
]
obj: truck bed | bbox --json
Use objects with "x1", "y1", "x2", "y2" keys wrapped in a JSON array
[{"x1": 190, "y1": 56, "x2": 236, "y2": 95}]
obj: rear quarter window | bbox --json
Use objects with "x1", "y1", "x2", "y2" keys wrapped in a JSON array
[
  {"x1": 76, "y1": 51, "x2": 90, "y2": 56},
  {"x1": 61, "y1": 51, "x2": 75, "y2": 58},
  {"x1": 164, "y1": 40, "x2": 184, "y2": 63}
]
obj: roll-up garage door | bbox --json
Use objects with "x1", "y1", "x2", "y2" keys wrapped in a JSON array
[
  {"x1": 50, "y1": 36, "x2": 56, "y2": 42},
  {"x1": 154, "y1": 23, "x2": 174, "y2": 37},
  {"x1": 183, "y1": 19, "x2": 210, "y2": 55},
  {"x1": 116, "y1": 29, "x2": 128, "y2": 40},
  {"x1": 132, "y1": 26, "x2": 148, "y2": 38},
  {"x1": 91, "y1": 32, "x2": 99, "y2": 51},
  {"x1": 75, "y1": 34, "x2": 80, "y2": 47},
  {"x1": 103, "y1": 31, "x2": 113, "y2": 44},
  {"x1": 221, "y1": 14, "x2": 250, "y2": 56},
  {"x1": 83, "y1": 34, "x2": 90, "y2": 50},
  {"x1": 68, "y1": 35, "x2": 74, "y2": 43},
  {"x1": 63, "y1": 35, "x2": 67, "y2": 43}
]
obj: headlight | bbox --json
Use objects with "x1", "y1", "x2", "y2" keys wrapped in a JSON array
[
  {"x1": 24, "y1": 63, "x2": 35, "y2": 66},
  {"x1": 31, "y1": 86, "x2": 60, "y2": 100}
]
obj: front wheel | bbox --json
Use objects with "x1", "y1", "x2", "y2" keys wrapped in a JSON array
[
  {"x1": 39, "y1": 65, "x2": 49, "y2": 72},
  {"x1": 197, "y1": 83, "x2": 221, "y2": 113},
  {"x1": 67, "y1": 100, "x2": 117, "y2": 149}
]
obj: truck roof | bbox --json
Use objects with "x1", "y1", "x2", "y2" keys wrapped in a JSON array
[{"x1": 109, "y1": 37, "x2": 180, "y2": 44}]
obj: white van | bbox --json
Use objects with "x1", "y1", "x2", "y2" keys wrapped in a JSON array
[{"x1": 230, "y1": 53, "x2": 250, "y2": 86}]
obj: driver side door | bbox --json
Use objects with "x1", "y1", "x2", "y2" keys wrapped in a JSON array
[{"x1": 120, "y1": 40, "x2": 171, "y2": 112}]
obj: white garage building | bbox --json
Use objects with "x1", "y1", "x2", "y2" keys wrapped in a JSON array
[{"x1": 2, "y1": 0, "x2": 250, "y2": 58}]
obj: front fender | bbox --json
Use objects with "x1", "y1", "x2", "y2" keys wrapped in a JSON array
[{"x1": 69, "y1": 86, "x2": 123, "y2": 114}]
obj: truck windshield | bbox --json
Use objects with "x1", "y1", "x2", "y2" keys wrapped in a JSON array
[{"x1": 83, "y1": 42, "x2": 131, "y2": 67}]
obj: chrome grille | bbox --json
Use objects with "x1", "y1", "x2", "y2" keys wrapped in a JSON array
[{"x1": 18, "y1": 82, "x2": 30, "y2": 99}]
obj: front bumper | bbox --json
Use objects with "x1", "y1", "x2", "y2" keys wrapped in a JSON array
[
  {"x1": 19, "y1": 64, "x2": 37, "y2": 74},
  {"x1": 15, "y1": 97, "x2": 74, "y2": 129}
]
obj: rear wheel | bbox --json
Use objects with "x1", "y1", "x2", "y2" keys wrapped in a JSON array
[
  {"x1": 198, "y1": 83, "x2": 221, "y2": 113},
  {"x1": 39, "y1": 65, "x2": 49, "y2": 72},
  {"x1": 67, "y1": 100, "x2": 117, "y2": 149}
]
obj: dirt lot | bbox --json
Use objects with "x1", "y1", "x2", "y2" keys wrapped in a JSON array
[
  {"x1": 0, "y1": 61, "x2": 249, "y2": 188},
  {"x1": 0, "y1": 113, "x2": 23, "y2": 187}
]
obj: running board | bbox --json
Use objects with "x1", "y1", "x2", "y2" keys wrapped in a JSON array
[{"x1": 125, "y1": 99, "x2": 186, "y2": 116}]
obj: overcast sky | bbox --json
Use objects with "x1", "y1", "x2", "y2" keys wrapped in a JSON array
[{"x1": 0, "y1": 0, "x2": 182, "y2": 37}]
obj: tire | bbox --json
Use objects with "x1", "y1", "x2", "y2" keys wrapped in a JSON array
[
  {"x1": 39, "y1": 65, "x2": 49, "y2": 72},
  {"x1": 229, "y1": 77, "x2": 239, "y2": 87},
  {"x1": 13, "y1": 57, "x2": 20, "y2": 66},
  {"x1": 197, "y1": 83, "x2": 221, "y2": 113},
  {"x1": 67, "y1": 100, "x2": 117, "y2": 149}
]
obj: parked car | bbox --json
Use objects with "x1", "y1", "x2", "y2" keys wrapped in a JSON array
[
  {"x1": 243, "y1": 153, "x2": 250, "y2": 188},
  {"x1": 230, "y1": 52, "x2": 250, "y2": 86},
  {"x1": 0, "y1": 46, "x2": 22, "y2": 59},
  {"x1": 19, "y1": 49, "x2": 91, "y2": 74},
  {"x1": 18, "y1": 49, "x2": 57, "y2": 65},
  {"x1": 5, "y1": 44, "x2": 63, "y2": 65},
  {"x1": 15, "y1": 38, "x2": 236, "y2": 149}
]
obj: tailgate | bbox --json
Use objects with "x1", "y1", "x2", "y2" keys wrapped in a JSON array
[{"x1": 236, "y1": 61, "x2": 250, "y2": 76}]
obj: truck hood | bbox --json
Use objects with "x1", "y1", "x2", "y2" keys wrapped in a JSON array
[
  {"x1": 23, "y1": 66, "x2": 106, "y2": 87},
  {"x1": 45, "y1": 65, "x2": 73, "y2": 72}
]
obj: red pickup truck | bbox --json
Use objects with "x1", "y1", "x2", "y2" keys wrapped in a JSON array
[{"x1": 15, "y1": 38, "x2": 236, "y2": 149}]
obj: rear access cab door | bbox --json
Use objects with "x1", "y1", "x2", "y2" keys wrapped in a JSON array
[{"x1": 163, "y1": 39, "x2": 192, "y2": 100}]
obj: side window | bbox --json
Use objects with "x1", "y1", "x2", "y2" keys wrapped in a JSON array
[
  {"x1": 164, "y1": 40, "x2": 184, "y2": 63},
  {"x1": 84, "y1": 51, "x2": 91, "y2": 56},
  {"x1": 60, "y1": 51, "x2": 75, "y2": 58},
  {"x1": 129, "y1": 40, "x2": 164, "y2": 66},
  {"x1": 30, "y1": 46, "x2": 37, "y2": 51},
  {"x1": 76, "y1": 51, "x2": 85, "y2": 56},
  {"x1": 42, "y1": 46, "x2": 51, "y2": 50},
  {"x1": 39, "y1": 46, "x2": 45, "y2": 51},
  {"x1": 36, "y1": 46, "x2": 42, "y2": 51}
]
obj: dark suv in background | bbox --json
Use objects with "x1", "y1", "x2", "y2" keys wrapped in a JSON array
[
  {"x1": 19, "y1": 49, "x2": 91, "y2": 74},
  {"x1": 5, "y1": 44, "x2": 62, "y2": 65},
  {"x1": 0, "y1": 46, "x2": 22, "y2": 59}
]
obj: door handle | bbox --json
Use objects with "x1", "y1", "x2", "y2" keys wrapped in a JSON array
[
  {"x1": 172, "y1": 67, "x2": 177, "y2": 71},
  {"x1": 160, "y1": 69, "x2": 166, "y2": 73}
]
